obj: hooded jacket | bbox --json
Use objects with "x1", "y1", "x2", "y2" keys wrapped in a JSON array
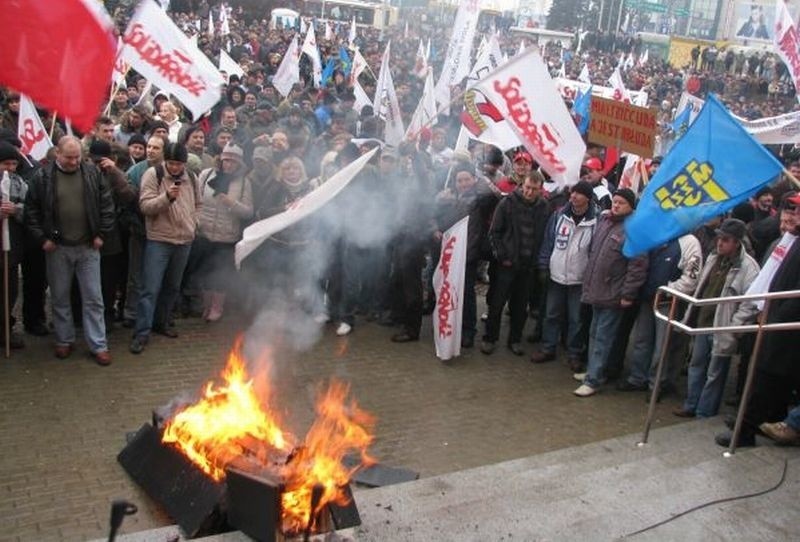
[{"x1": 538, "y1": 202, "x2": 598, "y2": 285}]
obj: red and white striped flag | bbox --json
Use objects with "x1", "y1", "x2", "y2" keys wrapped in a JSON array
[{"x1": 0, "y1": 0, "x2": 116, "y2": 132}]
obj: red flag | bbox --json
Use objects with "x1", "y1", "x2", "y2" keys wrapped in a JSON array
[{"x1": 0, "y1": 0, "x2": 116, "y2": 132}]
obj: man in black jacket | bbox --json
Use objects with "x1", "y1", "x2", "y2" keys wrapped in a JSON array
[
  {"x1": 25, "y1": 136, "x2": 115, "y2": 365},
  {"x1": 482, "y1": 172, "x2": 550, "y2": 355}
]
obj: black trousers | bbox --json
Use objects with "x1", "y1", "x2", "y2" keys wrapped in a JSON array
[
  {"x1": 21, "y1": 233, "x2": 47, "y2": 329},
  {"x1": 483, "y1": 266, "x2": 531, "y2": 345},
  {"x1": 392, "y1": 240, "x2": 425, "y2": 338}
]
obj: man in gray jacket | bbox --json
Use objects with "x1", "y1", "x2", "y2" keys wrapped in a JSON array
[{"x1": 575, "y1": 189, "x2": 648, "y2": 397}]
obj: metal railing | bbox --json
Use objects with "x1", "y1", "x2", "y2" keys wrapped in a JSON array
[{"x1": 638, "y1": 285, "x2": 800, "y2": 456}]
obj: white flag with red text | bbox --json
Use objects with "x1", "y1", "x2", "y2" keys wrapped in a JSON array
[
  {"x1": 433, "y1": 216, "x2": 469, "y2": 361},
  {"x1": 301, "y1": 21, "x2": 322, "y2": 87},
  {"x1": 607, "y1": 66, "x2": 631, "y2": 102},
  {"x1": 235, "y1": 148, "x2": 379, "y2": 267},
  {"x1": 272, "y1": 35, "x2": 301, "y2": 97},
  {"x1": 472, "y1": 48, "x2": 585, "y2": 186},
  {"x1": 775, "y1": 1, "x2": 800, "y2": 103},
  {"x1": 18, "y1": 95, "x2": 53, "y2": 161},
  {"x1": 120, "y1": 0, "x2": 224, "y2": 120}
]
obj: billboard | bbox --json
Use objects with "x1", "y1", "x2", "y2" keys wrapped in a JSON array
[{"x1": 734, "y1": 2, "x2": 774, "y2": 41}]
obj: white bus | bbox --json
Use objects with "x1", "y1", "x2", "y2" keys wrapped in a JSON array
[
  {"x1": 302, "y1": 0, "x2": 399, "y2": 30},
  {"x1": 509, "y1": 26, "x2": 574, "y2": 49}
]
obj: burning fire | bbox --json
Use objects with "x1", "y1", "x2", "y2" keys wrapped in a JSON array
[
  {"x1": 161, "y1": 339, "x2": 293, "y2": 481},
  {"x1": 161, "y1": 339, "x2": 376, "y2": 534},
  {"x1": 281, "y1": 381, "x2": 376, "y2": 534}
]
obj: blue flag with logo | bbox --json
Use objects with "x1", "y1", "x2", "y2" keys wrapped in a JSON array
[
  {"x1": 321, "y1": 57, "x2": 336, "y2": 87},
  {"x1": 574, "y1": 86, "x2": 592, "y2": 135},
  {"x1": 339, "y1": 46, "x2": 352, "y2": 77},
  {"x1": 623, "y1": 94, "x2": 783, "y2": 257},
  {"x1": 670, "y1": 105, "x2": 692, "y2": 134}
]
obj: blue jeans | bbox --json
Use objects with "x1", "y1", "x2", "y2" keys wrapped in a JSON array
[
  {"x1": 45, "y1": 245, "x2": 107, "y2": 353},
  {"x1": 785, "y1": 405, "x2": 800, "y2": 431},
  {"x1": 627, "y1": 301, "x2": 687, "y2": 389},
  {"x1": 541, "y1": 281, "x2": 584, "y2": 356},
  {"x1": 585, "y1": 306, "x2": 624, "y2": 388},
  {"x1": 683, "y1": 333, "x2": 731, "y2": 417},
  {"x1": 135, "y1": 240, "x2": 192, "y2": 338}
]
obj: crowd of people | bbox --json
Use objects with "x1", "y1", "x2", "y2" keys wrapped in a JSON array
[{"x1": 0, "y1": 1, "x2": 798, "y2": 448}]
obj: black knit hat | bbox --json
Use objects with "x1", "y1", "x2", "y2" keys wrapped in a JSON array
[
  {"x1": 89, "y1": 139, "x2": 112, "y2": 159},
  {"x1": 164, "y1": 142, "x2": 188, "y2": 163},
  {"x1": 128, "y1": 133, "x2": 147, "y2": 147},
  {"x1": 0, "y1": 141, "x2": 20, "y2": 163},
  {"x1": 0, "y1": 128, "x2": 22, "y2": 148},
  {"x1": 715, "y1": 218, "x2": 747, "y2": 241},
  {"x1": 571, "y1": 180, "x2": 594, "y2": 200},
  {"x1": 613, "y1": 188, "x2": 637, "y2": 209}
]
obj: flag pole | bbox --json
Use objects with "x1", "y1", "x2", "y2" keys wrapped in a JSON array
[
  {"x1": 781, "y1": 167, "x2": 800, "y2": 190},
  {"x1": 49, "y1": 112, "x2": 58, "y2": 141}
]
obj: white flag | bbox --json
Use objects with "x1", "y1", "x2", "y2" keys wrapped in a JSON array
[
  {"x1": 324, "y1": 21, "x2": 333, "y2": 41},
  {"x1": 405, "y1": 68, "x2": 437, "y2": 140},
  {"x1": 775, "y1": 1, "x2": 800, "y2": 103},
  {"x1": 300, "y1": 17, "x2": 307, "y2": 35},
  {"x1": 472, "y1": 48, "x2": 585, "y2": 187},
  {"x1": 404, "y1": 21, "x2": 409, "y2": 39},
  {"x1": 17, "y1": 95, "x2": 53, "y2": 161},
  {"x1": 413, "y1": 39, "x2": 428, "y2": 78},
  {"x1": 207, "y1": 9, "x2": 214, "y2": 38},
  {"x1": 219, "y1": 6, "x2": 230, "y2": 36},
  {"x1": 434, "y1": 0, "x2": 480, "y2": 106},
  {"x1": 617, "y1": 154, "x2": 644, "y2": 194},
  {"x1": 623, "y1": 52, "x2": 635, "y2": 71},
  {"x1": 235, "y1": 147, "x2": 379, "y2": 267},
  {"x1": 639, "y1": 48, "x2": 649, "y2": 66},
  {"x1": 272, "y1": 35, "x2": 301, "y2": 97},
  {"x1": 352, "y1": 81, "x2": 372, "y2": 114},
  {"x1": 746, "y1": 232, "x2": 797, "y2": 311},
  {"x1": 372, "y1": 42, "x2": 404, "y2": 147},
  {"x1": 607, "y1": 66, "x2": 631, "y2": 102},
  {"x1": 219, "y1": 49, "x2": 244, "y2": 79},
  {"x1": 301, "y1": 21, "x2": 322, "y2": 87},
  {"x1": 578, "y1": 64, "x2": 591, "y2": 84},
  {"x1": 349, "y1": 46, "x2": 369, "y2": 85},
  {"x1": 433, "y1": 216, "x2": 469, "y2": 361},
  {"x1": 195, "y1": 19, "x2": 201, "y2": 31},
  {"x1": 466, "y1": 34, "x2": 503, "y2": 87},
  {"x1": 348, "y1": 16, "x2": 357, "y2": 47},
  {"x1": 112, "y1": 38, "x2": 130, "y2": 87},
  {"x1": 517, "y1": 40, "x2": 525, "y2": 56},
  {"x1": 120, "y1": 0, "x2": 224, "y2": 120}
]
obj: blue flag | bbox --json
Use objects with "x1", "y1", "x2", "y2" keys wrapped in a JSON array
[
  {"x1": 339, "y1": 46, "x2": 352, "y2": 77},
  {"x1": 623, "y1": 94, "x2": 783, "y2": 257},
  {"x1": 670, "y1": 105, "x2": 692, "y2": 134},
  {"x1": 574, "y1": 86, "x2": 592, "y2": 135},
  {"x1": 321, "y1": 57, "x2": 336, "y2": 87}
]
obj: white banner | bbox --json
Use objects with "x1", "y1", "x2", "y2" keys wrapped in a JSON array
[
  {"x1": 272, "y1": 35, "x2": 300, "y2": 97},
  {"x1": 472, "y1": 49, "x2": 585, "y2": 186},
  {"x1": 219, "y1": 49, "x2": 244, "y2": 79},
  {"x1": 746, "y1": 232, "x2": 797, "y2": 310},
  {"x1": 120, "y1": 0, "x2": 223, "y2": 121},
  {"x1": 352, "y1": 81, "x2": 372, "y2": 114},
  {"x1": 413, "y1": 39, "x2": 428, "y2": 78},
  {"x1": 348, "y1": 16, "x2": 357, "y2": 48},
  {"x1": 433, "y1": 216, "x2": 469, "y2": 361},
  {"x1": 775, "y1": 1, "x2": 800, "y2": 103},
  {"x1": 301, "y1": 21, "x2": 322, "y2": 86},
  {"x1": 18, "y1": 95, "x2": 53, "y2": 161},
  {"x1": 434, "y1": 0, "x2": 480, "y2": 106},
  {"x1": 373, "y1": 42, "x2": 404, "y2": 147},
  {"x1": 235, "y1": 147, "x2": 379, "y2": 267},
  {"x1": 554, "y1": 78, "x2": 648, "y2": 106}
]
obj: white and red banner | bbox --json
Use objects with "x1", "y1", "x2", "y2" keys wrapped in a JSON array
[
  {"x1": 235, "y1": 147, "x2": 379, "y2": 267},
  {"x1": 434, "y1": 0, "x2": 481, "y2": 106},
  {"x1": 405, "y1": 68, "x2": 437, "y2": 140},
  {"x1": 746, "y1": 232, "x2": 797, "y2": 310},
  {"x1": 373, "y1": 42, "x2": 404, "y2": 147},
  {"x1": 112, "y1": 38, "x2": 131, "y2": 88},
  {"x1": 301, "y1": 21, "x2": 322, "y2": 87},
  {"x1": 607, "y1": 66, "x2": 631, "y2": 103},
  {"x1": 460, "y1": 34, "x2": 519, "y2": 151},
  {"x1": 120, "y1": 0, "x2": 224, "y2": 120},
  {"x1": 775, "y1": 0, "x2": 800, "y2": 103},
  {"x1": 413, "y1": 39, "x2": 429, "y2": 79},
  {"x1": 18, "y1": 95, "x2": 53, "y2": 161},
  {"x1": 0, "y1": 0, "x2": 116, "y2": 132},
  {"x1": 433, "y1": 216, "x2": 469, "y2": 361},
  {"x1": 554, "y1": 78, "x2": 649, "y2": 106},
  {"x1": 472, "y1": 49, "x2": 585, "y2": 186},
  {"x1": 272, "y1": 35, "x2": 301, "y2": 97}
]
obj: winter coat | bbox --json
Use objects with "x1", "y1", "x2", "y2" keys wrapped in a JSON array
[
  {"x1": 758, "y1": 238, "x2": 800, "y2": 377},
  {"x1": 539, "y1": 202, "x2": 598, "y2": 285},
  {"x1": 196, "y1": 169, "x2": 253, "y2": 244},
  {"x1": 436, "y1": 182, "x2": 498, "y2": 264},
  {"x1": 581, "y1": 213, "x2": 649, "y2": 308},
  {"x1": 489, "y1": 191, "x2": 550, "y2": 270},
  {"x1": 685, "y1": 244, "x2": 760, "y2": 356},
  {"x1": 139, "y1": 166, "x2": 200, "y2": 245}
]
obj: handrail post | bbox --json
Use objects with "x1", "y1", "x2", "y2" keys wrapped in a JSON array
[
  {"x1": 726, "y1": 299, "x2": 771, "y2": 457},
  {"x1": 638, "y1": 292, "x2": 677, "y2": 446}
]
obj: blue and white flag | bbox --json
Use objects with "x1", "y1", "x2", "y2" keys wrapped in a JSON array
[{"x1": 623, "y1": 95, "x2": 783, "y2": 257}]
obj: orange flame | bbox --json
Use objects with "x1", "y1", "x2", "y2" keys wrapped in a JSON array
[
  {"x1": 161, "y1": 339, "x2": 293, "y2": 481},
  {"x1": 280, "y1": 380, "x2": 376, "y2": 534}
]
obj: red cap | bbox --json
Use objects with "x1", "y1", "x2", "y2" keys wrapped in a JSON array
[
  {"x1": 788, "y1": 193, "x2": 800, "y2": 206},
  {"x1": 584, "y1": 157, "x2": 603, "y2": 171},
  {"x1": 513, "y1": 151, "x2": 533, "y2": 163}
]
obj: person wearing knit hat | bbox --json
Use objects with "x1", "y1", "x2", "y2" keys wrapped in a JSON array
[
  {"x1": 574, "y1": 185, "x2": 648, "y2": 397},
  {"x1": 220, "y1": 142, "x2": 245, "y2": 165},
  {"x1": 613, "y1": 187, "x2": 637, "y2": 210},
  {"x1": 570, "y1": 180, "x2": 594, "y2": 201},
  {"x1": 127, "y1": 133, "x2": 147, "y2": 163},
  {"x1": 0, "y1": 141, "x2": 21, "y2": 164}
]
